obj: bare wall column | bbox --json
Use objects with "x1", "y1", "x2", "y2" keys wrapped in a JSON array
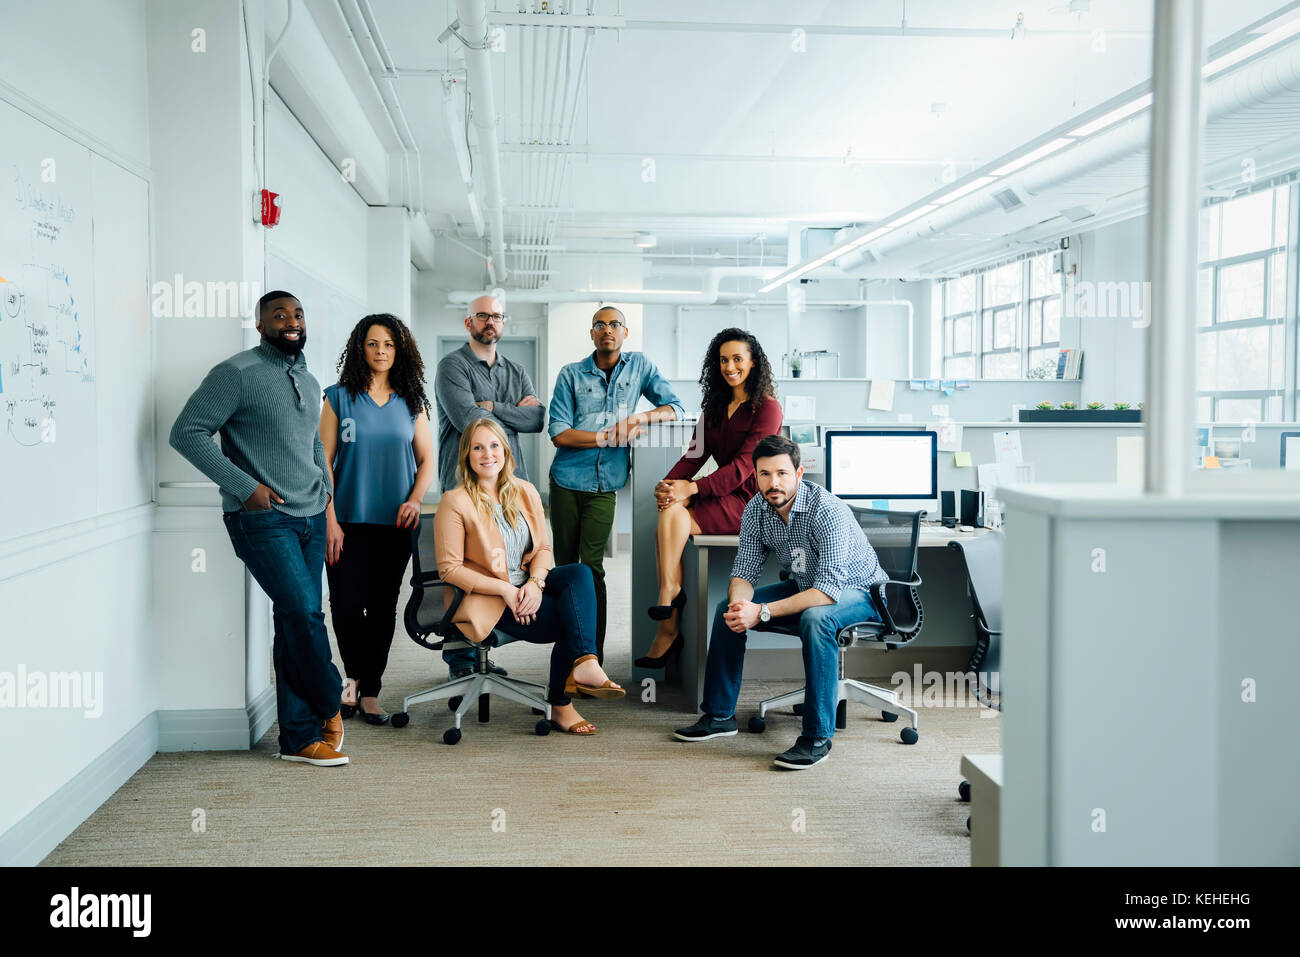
[{"x1": 1144, "y1": 0, "x2": 1203, "y2": 495}]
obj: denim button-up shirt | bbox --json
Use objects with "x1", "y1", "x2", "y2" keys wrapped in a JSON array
[{"x1": 547, "y1": 350, "x2": 684, "y2": 492}]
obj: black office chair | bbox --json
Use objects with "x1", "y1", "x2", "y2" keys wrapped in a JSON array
[
  {"x1": 748, "y1": 506, "x2": 926, "y2": 744},
  {"x1": 390, "y1": 517, "x2": 552, "y2": 744},
  {"x1": 948, "y1": 531, "x2": 1003, "y2": 823}
]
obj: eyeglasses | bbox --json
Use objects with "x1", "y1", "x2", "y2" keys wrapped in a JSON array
[
  {"x1": 592, "y1": 320, "x2": 625, "y2": 332},
  {"x1": 471, "y1": 312, "x2": 508, "y2": 325}
]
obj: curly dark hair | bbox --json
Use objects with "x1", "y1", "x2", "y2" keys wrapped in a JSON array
[
  {"x1": 335, "y1": 313, "x2": 430, "y2": 418},
  {"x1": 699, "y1": 327, "x2": 776, "y2": 427}
]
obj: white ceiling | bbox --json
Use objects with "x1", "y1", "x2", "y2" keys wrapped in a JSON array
[{"x1": 336, "y1": 0, "x2": 1293, "y2": 284}]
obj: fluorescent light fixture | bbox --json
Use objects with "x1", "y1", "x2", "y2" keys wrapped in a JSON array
[
  {"x1": 991, "y1": 137, "x2": 1075, "y2": 177},
  {"x1": 886, "y1": 204, "x2": 941, "y2": 229},
  {"x1": 1068, "y1": 93, "x2": 1153, "y2": 137},
  {"x1": 1204, "y1": 12, "x2": 1300, "y2": 77},
  {"x1": 932, "y1": 175, "x2": 999, "y2": 205}
]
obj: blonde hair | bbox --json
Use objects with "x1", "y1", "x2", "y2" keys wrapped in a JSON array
[{"x1": 456, "y1": 418, "x2": 525, "y2": 528}]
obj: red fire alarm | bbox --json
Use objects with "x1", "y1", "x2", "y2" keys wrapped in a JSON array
[{"x1": 255, "y1": 188, "x2": 282, "y2": 227}]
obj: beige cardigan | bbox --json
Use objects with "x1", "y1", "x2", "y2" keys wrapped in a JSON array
[{"x1": 433, "y1": 480, "x2": 554, "y2": 643}]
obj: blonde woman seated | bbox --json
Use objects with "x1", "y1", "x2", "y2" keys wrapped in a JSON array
[{"x1": 434, "y1": 418, "x2": 624, "y2": 734}]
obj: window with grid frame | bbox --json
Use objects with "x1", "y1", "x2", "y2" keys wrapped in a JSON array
[
  {"x1": 1196, "y1": 182, "x2": 1293, "y2": 424},
  {"x1": 941, "y1": 274, "x2": 977, "y2": 379},
  {"x1": 941, "y1": 252, "x2": 1065, "y2": 379}
]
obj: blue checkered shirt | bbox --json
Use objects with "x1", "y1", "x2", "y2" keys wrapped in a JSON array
[{"x1": 730, "y1": 481, "x2": 889, "y2": 602}]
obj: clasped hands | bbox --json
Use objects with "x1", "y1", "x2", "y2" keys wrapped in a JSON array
[
  {"x1": 502, "y1": 578, "x2": 543, "y2": 625},
  {"x1": 655, "y1": 478, "x2": 696, "y2": 511},
  {"x1": 597, "y1": 414, "x2": 646, "y2": 447},
  {"x1": 722, "y1": 600, "x2": 761, "y2": 633}
]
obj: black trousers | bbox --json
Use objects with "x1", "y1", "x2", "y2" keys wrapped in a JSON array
[{"x1": 325, "y1": 522, "x2": 411, "y2": 698}]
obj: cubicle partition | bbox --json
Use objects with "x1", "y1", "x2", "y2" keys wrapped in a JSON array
[{"x1": 627, "y1": 416, "x2": 1300, "y2": 708}]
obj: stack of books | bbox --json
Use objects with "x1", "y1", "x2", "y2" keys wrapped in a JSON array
[{"x1": 1055, "y1": 349, "x2": 1084, "y2": 379}]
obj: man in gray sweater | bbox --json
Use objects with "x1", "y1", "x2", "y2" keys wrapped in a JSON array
[{"x1": 169, "y1": 290, "x2": 348, "y2": 767}]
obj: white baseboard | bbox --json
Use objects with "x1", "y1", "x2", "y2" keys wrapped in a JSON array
[{"x1": 0, "y1": 713, "x2": 158, "y2": 866}]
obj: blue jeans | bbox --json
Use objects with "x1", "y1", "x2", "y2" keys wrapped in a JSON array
[
  {"x1": 223, "y1": 507, "x2": 342, "y2": 754},
  {"x1": 700, "y1": 580, "x2": 882, "y2": 739},
  {"x1": 490, "y1": 563, "x2": 598, "y2": 705}
]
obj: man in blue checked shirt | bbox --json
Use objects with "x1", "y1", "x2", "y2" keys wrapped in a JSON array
[
  {"x1": 674, "y1": 433, "x2": 888, "y2": 769},
  {"x1": 548, "y1": 306, "x2": 684, "y2": 662}
]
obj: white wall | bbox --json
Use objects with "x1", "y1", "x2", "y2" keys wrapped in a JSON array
[{"x1": 0, "y1": 0, "x2": 154, "y2": 860}]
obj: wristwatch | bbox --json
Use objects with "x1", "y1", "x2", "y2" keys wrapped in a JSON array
[
  {"x1": 526, "y1": 576, "x2": 546, "y2": 590},
  {"x1": 759, "y1": 603, "x2": 772, "y2": 623}
]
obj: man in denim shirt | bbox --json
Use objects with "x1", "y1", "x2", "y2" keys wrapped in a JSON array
[
  {"x1": 674, "y1": 434, "x2": 888, "y2": 770},
  {"x1": 548, "y1": 306, "x2": 684, "y2": 662}
]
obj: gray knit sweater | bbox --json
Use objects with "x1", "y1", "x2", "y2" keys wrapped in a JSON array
[{"x1": 169, "y1": 341, "x2": 333, "y2": 515}]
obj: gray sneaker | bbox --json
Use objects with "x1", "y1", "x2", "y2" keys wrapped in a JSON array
[
  {"x1": 673, "y1": 714, "x2": 738, "y2": 741},
  {"x1": 773, "y1": 735, "x2": 832, "y2": 769}
]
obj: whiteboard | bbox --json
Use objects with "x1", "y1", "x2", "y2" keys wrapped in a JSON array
[{"x1": 0, "y1": 95, "x2": 151, "y2": 541}]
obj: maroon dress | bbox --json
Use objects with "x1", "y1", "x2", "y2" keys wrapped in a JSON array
[{"x1": 662, "y1": 395, "x2": 784, "y2": 534}]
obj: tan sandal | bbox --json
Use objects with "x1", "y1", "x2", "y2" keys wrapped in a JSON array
[
  {"x1": 567, "y1": 654, "x2": 626, "y2": 700},
  {"x1": 550, "y1": 717, "x2": 596, "y2": 735}
]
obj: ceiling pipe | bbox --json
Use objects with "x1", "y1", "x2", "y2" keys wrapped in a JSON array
[
  {"x1": 835, "y1": 33, "x2": 1300, "y2": 273},
  {"x1": 447, "y1": 266, "x2": 779, "y2": 305},
  {"x1": 453, "y1": 0, "x2": 509, "y2": 283}
]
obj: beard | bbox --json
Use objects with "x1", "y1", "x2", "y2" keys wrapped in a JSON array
[
  {"x1": 764, "y1": 489, "x2": 791, "y2": 508},
  {"x1": 471, "y1": 328, "x2": 499, "y2": 345},
  {"x1": 266, "y1": 330, "x2": 307, "y2": 355}
]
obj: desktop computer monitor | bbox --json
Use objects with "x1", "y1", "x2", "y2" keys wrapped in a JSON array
[{"x1": 823, "y1": 430, "x2": 938, "y2": 500}]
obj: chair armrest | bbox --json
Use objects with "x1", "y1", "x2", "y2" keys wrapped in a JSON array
[
  {"x1": 438, "y1": 585, "x2": 466, "y2": 633},
  {"x1": 869, "y1": 573, "x2": 924, "y2": 639}
]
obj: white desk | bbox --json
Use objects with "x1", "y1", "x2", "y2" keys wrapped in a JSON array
[{"x1": 685, "y1": 525, "x2": 990, "y2": 705}]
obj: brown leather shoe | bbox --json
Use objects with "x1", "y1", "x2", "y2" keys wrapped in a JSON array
[
  {"x1": 322, "y1": 711, "x2": 344, "y2": 752},
  {"x1": 280, "y1": 741, "x2": 349, "y2": 766}
]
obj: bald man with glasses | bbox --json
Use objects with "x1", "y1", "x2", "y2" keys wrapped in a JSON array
[{"x1": 434, "y1": 294, "x2": 545, "y2": 677}]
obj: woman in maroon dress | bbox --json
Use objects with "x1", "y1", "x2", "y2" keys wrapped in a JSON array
[{"x1": 636, "y1": 328, "x2": 782, "y2": 668}]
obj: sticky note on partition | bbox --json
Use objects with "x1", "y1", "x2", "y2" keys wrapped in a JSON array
[
  {"x1": 1203, "y1": 455, "x2": 1221, "y2": 469},
  {"x1": 954, "y1": 451, "x2": 973, "y2": 468}
]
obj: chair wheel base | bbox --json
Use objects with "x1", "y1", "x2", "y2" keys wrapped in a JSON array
[
  {"x1": 748, "y1": 716, "x2": 766, "y2": 733},
  {"x1": 535, "y1": 719, "x2": 551, "y2": 736},
  {"x1": 443, "y1": 728, "x2": 462, "y2": 745},
  {"x1": 448, "y1": 696, "x2": 462, "y2": 711},
  {"x1": 390, "y1": 712, "x2": 410, "y2": 729},
  {"x1": 900, "y1": 726, "x2": 919, "y2": 744},
  {"x1": 958, "y1": 780, "x2": 971, "y2": 802},
  {"x1": 880, "y1": 710, "x2": 899, "y2": 722}
]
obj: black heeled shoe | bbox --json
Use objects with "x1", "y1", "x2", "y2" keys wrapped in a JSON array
[
  {"x1": 340, "y1": 681, "x2": 358, "y2": 719},
  {"x1": 646, "y1": 588, "x2": 687, "y2": 621},
  {"x1": 635, "y1": 633, "x2": 684, "y2": 669}
]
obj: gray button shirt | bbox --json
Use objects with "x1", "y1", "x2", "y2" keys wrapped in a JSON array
[{"x1": 434, "y1": 343, "x2": 544, "y2": 493}]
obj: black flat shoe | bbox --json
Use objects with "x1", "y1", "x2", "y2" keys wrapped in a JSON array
[
  {"x1": 359, "y1": 698, "x2": 390, "y2": 725},
  {"x1": 646, "y1": 588, "x2": 687, "y2": 621},
  {"x1": 635, "y1": 632, "x2": 683, "y2": 669}
]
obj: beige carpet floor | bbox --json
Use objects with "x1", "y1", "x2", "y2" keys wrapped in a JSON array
[{"x1": 42, "y1": 551, "x2": 999, "y2": 866}]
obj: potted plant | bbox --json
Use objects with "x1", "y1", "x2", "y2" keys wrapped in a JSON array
[
  {"x1": 790, "y1": 351, "x2": 802, "y2": 378},
  {"x1": 1018, "y1": 398, "x2": 1143, "y2": 422}
]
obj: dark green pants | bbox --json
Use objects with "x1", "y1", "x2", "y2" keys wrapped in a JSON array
[{"x1": 548, "y1": 479, "x2": 616, "y2": 663}]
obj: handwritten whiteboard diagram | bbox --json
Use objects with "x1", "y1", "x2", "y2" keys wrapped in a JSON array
[{"x1": 1, "y1": 95, "x2": 150, "y2": 540}]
